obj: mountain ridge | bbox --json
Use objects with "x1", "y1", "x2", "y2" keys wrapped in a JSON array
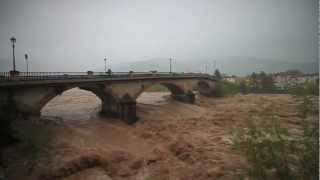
[{"x1": 111, "y1": 56, "x2": 318, "y2": 76}]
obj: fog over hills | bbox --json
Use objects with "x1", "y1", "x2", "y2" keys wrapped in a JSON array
[
  {"x1": 0, "y1": 0, "x2": 317, "y2": 76},
  {"x1": 111, "y1": 57, "x2": 318, "y2": 76}
]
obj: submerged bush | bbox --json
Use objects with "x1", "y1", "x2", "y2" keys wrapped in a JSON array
[
  {"x1": 233, "y1": 95, "x2": 319, "y2": 180},
  {"x1": 233, "y1": 116, "x2": 299, "y2": 179},
  {"x1": 299, "y1": 117, "x2": 318, "y2": 180},
  {"x1": 289, "y1": 81, "x2": 319, "y2": 96},
  {"x1": 213, "y1": 81, "x2": 240, "y2": 97}
]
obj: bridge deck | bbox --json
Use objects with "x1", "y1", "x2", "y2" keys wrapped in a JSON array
[{"x1": 0, "y1": 72, "x2": 216, "y2": 87}]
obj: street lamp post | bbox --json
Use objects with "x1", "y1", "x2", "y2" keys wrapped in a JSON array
[
  {"x1": 10, "y1": 36, "x2": 16, "y2": 72},
  {"x1": 104, "y1": 57, "x2": 107, "y2": 73},
  {"x1": 25, "y1": 53, "x2": 29, "y2": 73},
  {"x1": 169, "y1": 58, "x2": 172, "y2": 73}
]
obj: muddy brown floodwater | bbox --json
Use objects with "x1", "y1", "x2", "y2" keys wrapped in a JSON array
[{"x1": 3, "y1": 88, "x2": 303, "y2": 180}]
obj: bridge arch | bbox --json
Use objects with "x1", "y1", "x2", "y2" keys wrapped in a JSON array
[
  {"x1": 195, "y1": 80, "x2": 214, "y2": 97},
  {"x1": 41, "y1": 87, "x2": 102, "y2": 121},
  {"x1": 134, "y1": 82, "x2": 185, "y2": 100},
  {"x1": 132, "y1": 81, "x2": 196, "y2": 106},
  {"x1": 12, "y1": 85, "x2": 116, "y2": 119},
  {"x1": 36, "y1": 86, "x2": 73, "y2": 112},
  {"x1": 136, "y1": 83, "x2": 171, "y2": 104},
  {"x1": 160, "y1": 82, "x2": 185, "y2": 95}
]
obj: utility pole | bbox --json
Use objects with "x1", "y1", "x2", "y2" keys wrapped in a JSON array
[
  {"x1": 169, "y1": 57, "x2": 172, "y2": 73},
  {"x1": 25, "y1": 53, "x2": 29, "y2": 73},
  {"x1": 10, "y1": 36, "x2": 16, "y2": 72},
  {"x1": 205, "y1": 64, "x2": 208, "y2": 74},
  {"x1": 104, "y1": 57, "x2": 107, "y2": 73}
]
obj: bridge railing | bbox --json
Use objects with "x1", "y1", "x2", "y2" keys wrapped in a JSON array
[{"x1": 0, "y1": 71, "x2": 214, "y2": 82}]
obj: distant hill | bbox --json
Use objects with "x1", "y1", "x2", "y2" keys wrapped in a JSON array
[{"x1": 111, "y1": 56, "x2": 318, "y2": 76}]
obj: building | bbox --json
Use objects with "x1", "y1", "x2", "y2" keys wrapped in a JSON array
[{"x1": 273, "y1": 73, "x2": 319, "y2": 89}]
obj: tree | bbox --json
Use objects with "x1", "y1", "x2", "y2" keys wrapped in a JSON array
[
  {"x1": 239, "y1": 80, "x2": 248, "y2": 93},
  {"x1": 214, "y1": 69, "x2": 222, "y2": 79},
  {"x1": 259, "y1": 72, "x2": 275, "y2": 92},
  {"x1": 250, "y1": 72, "x2": 259, "y2": 91},
  {"x1": 248, "y1": 71, "x2": 275, "y2": 92}
]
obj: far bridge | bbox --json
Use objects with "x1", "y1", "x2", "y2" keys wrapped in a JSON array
[{"x1": 0, "y1": 71, "x2": 219, "y2": 124}]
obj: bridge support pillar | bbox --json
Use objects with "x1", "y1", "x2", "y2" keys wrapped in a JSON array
[
  {"x1": 101, "y1": 101, "x2": 120, "y2": 118},
  {"x1": 119, "y1": 97, "x2": 137, "y2": 124},
  {"x1": 171, "y1": 91, "x2": 195, "y2": 104},
  {"x1": 101, "y1": 94, "x2": 137, "y2": 124}
]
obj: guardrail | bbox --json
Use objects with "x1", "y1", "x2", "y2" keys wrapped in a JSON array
[{"x1": 0, "y1": 71, "x2": 214, "y2": 82}]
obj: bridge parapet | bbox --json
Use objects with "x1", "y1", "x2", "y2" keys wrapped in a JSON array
[{"x1": 0, "y1": 72, "x2": 216, "y2": 83}]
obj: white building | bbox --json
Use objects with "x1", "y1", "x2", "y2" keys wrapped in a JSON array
[
  {"x1": 273, "y1": 73, "x2": 319, "y2": 89},
  {"x1": 223, "y1": 76, "x2": 237, "y2": 83}
]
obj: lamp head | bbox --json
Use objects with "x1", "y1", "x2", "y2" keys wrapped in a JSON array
[{"x1": 10, "y1": 36, "x2": 16, "y2": 43}]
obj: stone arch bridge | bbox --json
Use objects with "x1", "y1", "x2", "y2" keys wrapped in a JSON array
[{"x1": 0, "y1": 72, "x2": 218, "y2": 124}]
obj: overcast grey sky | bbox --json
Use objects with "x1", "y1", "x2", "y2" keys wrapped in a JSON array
[{"x1": 0, "y1": 0, "x2": 318, "y2": 71}]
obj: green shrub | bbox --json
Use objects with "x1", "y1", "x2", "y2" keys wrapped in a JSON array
[
  {"x1": 299, "y1": 118, "x2": 319, "y2": 180},
  {"x1": 233, "y1": 95, "x2": 319, "y2": 180},
  {"x1": 294, "y1": 92, "x2": 319, "y2": 180},
  {"x1": 233, "y1": 116, "x2": 299, "y2": 179},
  {"x1": 289, "y1": 82, "x2": 319, "y2": 96},
  {"x1": 213, "y1": 81, "x2": 240, "y2": 97},
  {"x1": 239, "y1": 81, "x2": 249, "y2": 94}
]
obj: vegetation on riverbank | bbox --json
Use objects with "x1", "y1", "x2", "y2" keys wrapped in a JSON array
[
  {"x1": 232, "y1": 87, "x2": 319, "y2": 179},
  {"x1": 215, "y1": 71, "x2": 318, "y2": 97}
]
